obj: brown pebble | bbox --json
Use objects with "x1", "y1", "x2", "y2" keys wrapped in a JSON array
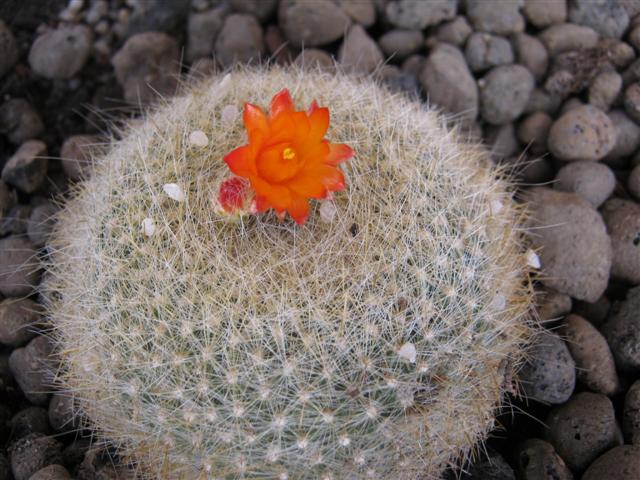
[{"x1": 601, "y1": 198, "x2": 640, "y2": 285}]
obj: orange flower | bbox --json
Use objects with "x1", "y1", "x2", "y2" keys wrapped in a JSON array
[{"x1": 223, "y1": 89, "x2": 353, "y2": 225}]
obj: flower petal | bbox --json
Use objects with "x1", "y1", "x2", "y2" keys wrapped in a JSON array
[
  {"x1": 308, "y1": 107, "x2": 329, "y2": 142},
  {"x1": 287, "y1": 195, "x2": 310, "y2": 225},
  {"x1": 251, "y1": 176, "x2": 292, "y2": 212},
  {"x1": 270, "y1": 89, "x2": 294, "y2": 118},
  {"x1": 325, "y1": 143, "x2": 354, "y2": 166},
  {"x1": 288, "y1": 171, "x2": 327, "y2": 199},
  {"x1": 224, "y1": 145, "x2": 255, "y2": 177},
  {"x1": 307, "y1": 100, "x2": 319, "y2": 115},
  {"x1": 243, "y1": 103, "x2": 268, "y2": 143},
  {"x1": 297, "y1": 164, "x2": 345, "y2": 192}
]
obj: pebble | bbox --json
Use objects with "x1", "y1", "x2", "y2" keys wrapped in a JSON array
[
  {"x1": 27, "y1": 203, "x2": 58, "y2": 248},
  {"x1": 293, "y1": 49, "x2": 334, "y2": 71},
  {"x1": 378, "y1": 30, "x2": 423, "y2": 62},
  {"x1": 553, "y1": 162, "x2": 615, "y2": 208},
  {"x1": 588, "y1": 71, "x2": 622, "y2": 111},
  {"x1": 59, "y1": 134, "x2": 100, "y2": 181},
  {"x1": 574, "y1": 296, "x2": 611, "y2": 327},
  {"x1": 0, "y1": 180, "x2": 16, "y2": 217},
  {"x1": 434, "y1": 16, "x2": 471, "y2": 46},
  {"x1": 485, "y1": 123, "x2": 518, "y2": 160},
  {"x1": 8, "y1": 336, "x2": 53, "y2": 406},
  {"x1": 463, "y1": 448, "x2": 515, "y2": 479},
  {"x1": 186, "y1": 6, "x2": 226, "y2": 62},
  {"x1": 628, "y1": 164, "x2": 640, "y2": 200},
  {"x1": 623, "y1": 58, "x2": 640, "y2": 85},
  {"x1": 230, "y1": 0, "x2": 277, "y2": 21},
  {"x1": 278, "y1": 0, "x2": 350, "y2": 48},
  {"x1": 112, "y1": 32, "x2": 180, "y2": 104},
  {"x1": 385, "y1": 0, "x2": 457, "y2": 30},
  {"x1": 535, "y1": 288, "x2": 572, "y2": 325},
  {"x1": 419, "y1": 43, "x2": 478, "y2": 122},
  {"x1": 0, "y1": 235, "x2": 40, "y2": 297},
  {"x1": 601, "y1": 199, "x2": 640, "y2": 285},
  {"x1": 480, "y1": 65, "x2": 534, "y2": 125},
  {"x1": 605, "y1": 110, "x2": 640, "y2": 165},
  {"x1": 125, "y1": 0, "x2": 191, "y2": 37},
  {"x1": 602, "y1": 285, "x2": 640, "y2": 371},
  {"x1": 188, "y1": 57, "x2": 217, "y2": 78},
  {"x1": 8, "y1": 434, "x2": 63, "y2": 480},
  {"x1": 10, "y1": 407, "x2": 50, "y2": 439},
  {"x1": 0, "y1": 99, "x2": 45, "y2": 145},
  {"x1": 2, "y1": 140, "x2": 48, "y2": 194},
  {"x1": 0, "y1": 204, "x2": 32, "y2": 237},
  {"x1": 28, "y1": 25, "x2": 93, "y2": 79},
  {"x1": 465, "y1": 33, "x2": 514, "y2": 73},
  {"x1": 568, "y1": 0, "x2": 629, "y2": 39},
  {"x1": 599, "y1": 38, "x2": 635, "y2": 69},
  {"x1": 0, "y1": 298, "x2": 41, "y2": 347},
  {"x1": 512, "y1": 33, "x2": 548, "y2": 82},
  {"x1": 522, "y1": 0, "x2": 567, "y2": 28},
  {"x1": 548, "y1": 105, "x2": 616, "y2": 161},
  {"x1": 623, "y1": 380, "x2": 640, "y2": 443},
  {"x1": 28, "y1": 464, "x2": 72, "y2": 480},
  {"x1": 337, "y1": 0, "x2": 376, "y2": 27},
  {"x1": 214, "y1": 14, "x2": 264, "y2": 68},
  {"x1": 48, "y1": 393, "x2": 78, "y2": 433},
  {"x1": 514, "y1": 438, "x2": 573, "y2": 480},
  {"x1": 0, "y1": 20, "x2": 18, "y2": 78},
  {"x1": 465, "y1": 0, "x2": 524, "y2": 35},
  {"x1": 524, "y1": 88, "x2": 562, "y2": 115},
  {"x1": 338, "y1": 24, "x2": 383, "y2": 74},
  {"x1": 264, "y1": 25, "x2": 292, "y2": 65},
  {"x1": 630, "y1": 26, "x2": 640, "y2": 51},
  {"x1": 539, "y1": 23, "x2": 600, "y2": 57},
  {"x1": 563, "y1": 314, "x2": 619, "y2": 395},
  {"x1": 517, "y1": 111, "x2": 552, "y2": 155},
  {"x1": 519, "y1": 331, "x2": 575, "y2": 404},
  {"x1": 545, "y1": 392, "x2": 618, "y2": 471},
  {"x1": 582, "y1": 445, "x2": 640, "y2": 480},
  {"x1": 623, "y1": 82, "x2": 640, "y2": 123},
  {"x1": 524, "y1": 187, "x2": 611, "y2": 301},
  {"x1": 376, "y1": 65, "x2": 419, "y2": 96}
]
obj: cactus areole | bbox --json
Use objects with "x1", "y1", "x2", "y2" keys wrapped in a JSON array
[{"x1": 44, "y1": 68, "x2": 533, "y2": 479}]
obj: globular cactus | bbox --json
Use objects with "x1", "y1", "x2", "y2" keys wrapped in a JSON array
[{"x1": 44, "y1": 68, "x2": 533, "y2": 479}]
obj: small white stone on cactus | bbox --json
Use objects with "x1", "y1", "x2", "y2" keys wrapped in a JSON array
[
  {"x1": 221, "y1": 104, "x2": 239, "y2": 123},
  {"x1": 319, "y1": 200, "x2": 337, "y2": 222},
  {"x1": 140, "y1": 217, "x2": 155, "y2": 236},
  {"x1": 398, "y1": 342, "x2": 417, "y2": 363},
  {"x1": 162, "y1": 182, "x2": 185, "y2": 202},
  {"x1": 188, "y1": 129, "x2": 209, "y2": 147},
  {"x1": 526, "y1": 249, "x2": 541, "y2": 269}
]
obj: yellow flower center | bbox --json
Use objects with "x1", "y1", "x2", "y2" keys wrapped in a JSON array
[{"x1": 282, "y1": 147, "x2": 296, "y2": 160}]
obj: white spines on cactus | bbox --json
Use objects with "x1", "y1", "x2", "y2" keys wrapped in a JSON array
[{"x1": 43, "y1": 67, "x2": 533, "y2": 479}]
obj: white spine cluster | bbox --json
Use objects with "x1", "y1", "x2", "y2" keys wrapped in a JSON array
[{"x1": 43, "y1": 68, "x2": 533, "y2": 479}]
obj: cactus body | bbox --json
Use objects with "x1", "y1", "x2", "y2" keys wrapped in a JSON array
[{"x1": 45, "y1": 68, "x2": 533, "y2": 479}]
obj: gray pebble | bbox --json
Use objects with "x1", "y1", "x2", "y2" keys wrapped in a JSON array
[
  {"x1": 629, "y1": 25, "x2": 640, "y2": 51},
  {"x1": 480, "y1": 65, "x2": 534, "y2": 125},
  {"x1": 515, "y1": 438, "x2": 573, "y2": 480},
  {"x1": 604, "y1": 110, "x2": 640, "y2": 166},
  {"x1": 519, "y1": 331, "x2": 575, "y2": 404},
  {"x1": 279, "y1": 0, "x2": 350, "y2": 48},
  {"x1": 186, "y1": 5, "x2": 227, "y2": 62},
  {"x1": 465, "y1": 0, "x2": 524, "y2": 35},
  {"x1": 524, "y1": 187, "x2": 611, "y2": 301},
  {"x1": 0, "y1": 99, "x2": 44, "y2": 146},
  {"x1": 465, "y1": 33, "x2": 514, "y2": 72},
  {"x1": 337, "y1": 0, "x2": 376, "y2": 27},
  {"x1": 582, "y1": 445, "x2": 640, "y2": 480},
  {"x1": 0, "y1": 298, "x2": 41, "y2": 347},
  {"x1": 485, "y1": 123, "x2": 519, "y2": 160},
  {"x1": 0, "y1": 204, "x2": 32, "y2": 237},
  {"x1": 0, "y1": 180, "x2": 16, "y2": 217},
  {"x1": 623, "y1": 58, "x2": 640, "y2": 85},
  {"x1": 463, "y1": 448, "x2": 515, "y2": 479},
  {"x1": 524, "y1": 88, "x2": 563, "y2": 115},
  {"x1": 545, "y1": 392, "x2": 618, "y2": 471},
  {"x1": 623, "y1": 82, "x2": 640, "y2": 123},
  {"x1": 599, "y1": 38, "x2": 635, "y2": 69},
  {"x1": 10, "y1": 407, "x2": 50, "y2": 439},
  {"x1": 48, "y1": 393, "x2": 79, "y2": 433},
  {"x1": 28, "y1": 464, "x2": 72, "y2": 480},
  {"x1": 214, "y1": 14, "x2": 264, "y2": 68},
  {"x1": 2, "y1": 140, "x2": 48, "y2": 194},
  {"x1": 231, "y1": 0, "x2": 277, "y2": 21},
  {"x1": 623, "y1": 380, "x2": 640, "y2": 444},
  {"x1": 376, "y1": 65, "x2": 419, "y2": 96},
  {"x1": 553, "y1": 162, "x2": 615, "y2": 208},
  {"x1": 539, "y1": 23, "x2": 599, "y2": 57},
  {"x1": 124, "y1": 0, "x2": 190, "y2": 37},
  {"x1": 548, "y1": 105, "x2": 616, "y2": 161},
  {"x1": 59, "y1": 134, "x2": 100, "y2": 181},
  {"x1": 385, "y1": 0, "x2": 456, "y2": 30},
  {"x1": 568, "y1": 0, "x2": 629, "y2": 39},
  {"x1": 419, "y1": 43, "x2": 478, "y2": 122},
  {"x1": 522, "y1": 0, "x2": 567, "y2": 28},
  {"x1": 434, "y1": 16, "x2": 471, "y2": 46},
  {"x1": 512, "y1": 33, "x2": 548, "y2": 82},
  {"x1": 601, "y1": 285, "x2": 640, "y2": 371},
  {"x1": 563, "y1": 314, "x2": 619, "y2": 395},
  {"x1": 28, "y1": 25, "x2": 92, "y2": 79},
  {"x1": 535, "y1": 288, "x2": 572, "y2": 325},
  {"x1": 293, "y1": 49, "x2": 334, "y2": 71},
  {"x1": 0, "y1": 236, "x2": 40, "y2": 297},
  {"x1": 601, "y1": 198, "x2": 640, "y2": 285},
  {"x1": 112, "y1": 32, "x2": 180, "y2": 104},
  {"x1": 0, "y1": 20, "x2": 18, "y2": 78},
  {"x1": 378, "y1": 30, "x2": 423, "y2": 61},
  {"x1": 588, "y1": 71, "x2": 622, "y2": 111},
  {"x1": 9, "y1": 434, "x2": 62, "y2": 480},
  {"x1": 517, "y1": 112, "x2": 552, "y2": 155},
  {"x1": 338, "y1": 24, "x2": 383, "y2": 74},
  {"x1": 8, "y1": 336, "x2": 53, "y2": 406},
  {"x1": 27, "y1": 204, "x2": 58, "y2": 248},
  {"x1": 628, "y1": 164, "x2": 640, "y2": 200},
  {"x1": 573, "y1": 296, "x2": 611, "y2": 327}
]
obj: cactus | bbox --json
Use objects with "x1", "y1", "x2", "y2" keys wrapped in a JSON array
[{"x1": 44, "y1": 68, "x2": 533, "y2": 479}]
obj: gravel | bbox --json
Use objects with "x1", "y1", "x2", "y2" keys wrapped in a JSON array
[
  {"x1": 378, "y1": 30, "x2": 423, "y2": 61},
  {"x1": 0, "y1": 99, "x2": 45, "y2": 146},
  {"x1": 539, "y1": 23, "x2": 600, "y2": 56},
  {"x1": 553, "y1": 162, "x2": 615, "y2": 208},
  {"x1": 215, "y1": 14, "x2": 265, "y2": 68},
  {"x1": 522, "y1": 0, "x2": 567, "y2": 28},
  {"x1": 385, "y1": 0, "x2": 456, "y2": 30},
  {"x1": 601, "y1": 198, "x2": 640, "y2": 284},
  {"x1": 186, "y1": 5, "x2": 227, "y2": 62},
  {"x1": 465, "y1": 0, "x2": 524, "y2": 35},
  {"x1": 601, "y1": 285, "x2": 640, "y2": 371},
  {"x1": 0, "y1": 236, "x2": 40, "y2": 297},
  {"x1": 479, "y1": 65, "x2": 534, "y2": 124},
  {"x1": 28, "y1": 25, "x2": 92, "y2": 79},
  {"x1": 8, "y1": 336, "x2": 53, "y2": 407},
  {"x1": 582, "y1": 445, "x2": 640, "y2": 480},
  {"x1": 279, "y1": 0, "x2": 350, "y2": 48},
  {"x1": 338, "y1": 24, "x2": 383, "y2": 74},
  {"x1": 0, "y1": 298, "x2": 41, "y2": 347},
  {"x1": 623, "y1": 380, "x2": 640, "y2": 444},
  {"x1": 8, "y1": 434, "x2": 63, "y2": 480},
  {"x1": 2, "y1": 141, "x2": 48, "y2": 194},
  {"x1": 514, "y1": 438, "x2": 573, "y2": 480}
]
